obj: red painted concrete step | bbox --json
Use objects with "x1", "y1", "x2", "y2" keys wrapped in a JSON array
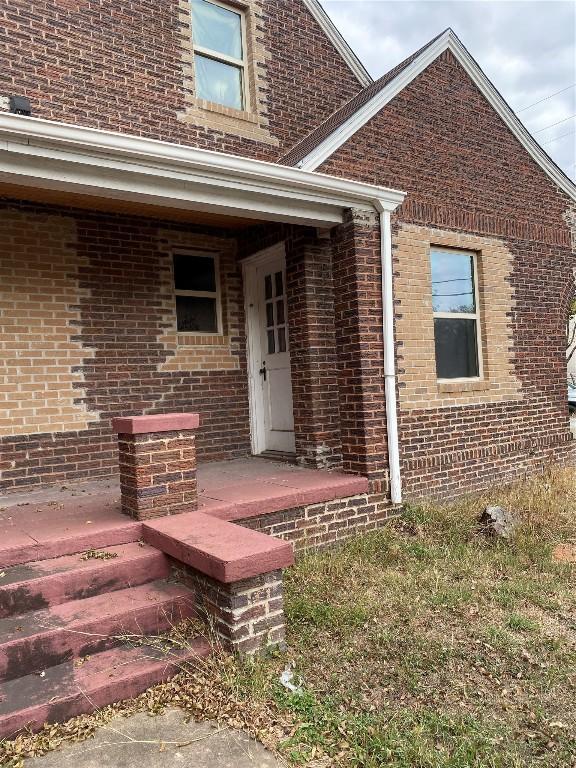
[
  {"x1": 0, "y1": 581, "x2": 195, "y2": 683},
  {"x1": 0, "y1": 506, "x2": 142, "y2": 569},
  {"x1": 0, "y1": 636, "x2": 210, "y2": 740},
  {"x1": 0, "y1": 543, "x2": 171, "y2": 618}
]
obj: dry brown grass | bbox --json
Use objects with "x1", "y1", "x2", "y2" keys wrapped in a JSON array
[{"x1": 2, "y1": 466, "x2": 575, "y2": 768}]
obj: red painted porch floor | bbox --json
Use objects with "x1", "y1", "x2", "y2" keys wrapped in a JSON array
[{"x1": 0, "y1": 458, "x2": 368, "y2": 564}]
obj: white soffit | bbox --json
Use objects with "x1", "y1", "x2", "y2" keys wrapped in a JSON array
[
  {"x1": 301, "y1": 0, "x2": 372, "y2": 87},
  {"x1": 298, "y1": 30, "x2": 576, "y2": 202}
]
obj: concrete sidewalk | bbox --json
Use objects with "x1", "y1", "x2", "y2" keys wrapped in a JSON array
[{"x1": 24, "y1": 709, "x2": 284, "y2": 768}]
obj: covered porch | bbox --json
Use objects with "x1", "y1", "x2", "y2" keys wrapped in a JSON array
[{"x1": 0, "y1": 112, "x2": 404, "y2": 502}]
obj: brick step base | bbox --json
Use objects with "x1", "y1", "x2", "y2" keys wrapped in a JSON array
[
  {"x1": 0, "y1": 542, "x2": 170, "y2": 618},
  {"x1": 0, "y1": 636, "x2": 210, "y2": 740}
]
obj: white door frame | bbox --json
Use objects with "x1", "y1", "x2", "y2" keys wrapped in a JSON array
[{"x1": 242, "y1": 242, "x2": 292, "y2": 455}]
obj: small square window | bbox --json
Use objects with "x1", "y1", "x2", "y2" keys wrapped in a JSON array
[
  {"x1": 194, "y1": 55, "x2": 243, "y2": 111},
  {"x1": 173, "y1": 254, "x2": 216, "y2": 292},
  {"x1": 173, "y1": 252, "x2": 222, "y2": 334},
  {"x1": 430, "y1": 249, "x2": 482, "y2": 380}
]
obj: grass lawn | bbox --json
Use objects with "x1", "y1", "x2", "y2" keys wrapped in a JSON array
[
  {"x1": 2, "y1": 467, "x2": 576, "y2": 767},
  {"x1": 269, "y1": 468, "x2": 576, "y2": 767}
]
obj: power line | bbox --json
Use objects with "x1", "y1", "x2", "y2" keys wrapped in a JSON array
[
  {"x1": 533, "y1": 113, "x2": 576, "y2": 134},
  {"x1": 517, "y1": 83, "x2": 576, "y2": 113},
  {"x1": 540, "y1": 129, "x2": 576, "y2": 145}
]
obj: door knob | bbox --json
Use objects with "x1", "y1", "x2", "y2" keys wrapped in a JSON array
[{"x1": 259, "y1": 362, "x2": 267, "y2": 381}]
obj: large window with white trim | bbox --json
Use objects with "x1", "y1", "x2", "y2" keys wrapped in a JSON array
[
  {"x1": 431, "y1": 249, "x2": 482, "y2": 380},
  {"x1": 173, "y1": 252, "x2": 222, "y2": 334},
  {"x1": 191, "y1": 0, "x2": 246, "y2": 111}
]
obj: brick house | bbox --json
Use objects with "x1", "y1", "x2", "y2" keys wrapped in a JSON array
[{"x1": 0, "y1": 0, "x2": 575, "y2": 735}]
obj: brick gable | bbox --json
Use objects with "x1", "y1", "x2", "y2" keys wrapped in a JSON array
[
  {"x1": 0, "y1": 0, "x2": 362, "y2": 160},
  {"x1": 318, "y1": 50, "x2": 572, "y2": 233}
]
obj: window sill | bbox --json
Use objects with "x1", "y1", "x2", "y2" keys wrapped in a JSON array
[
  {"x1": 182, "y1": 97, "x2": 259, "y2": 124},
  {"x1": 178, "y1": 333, "x2": 229, "y2": 347},
  {"x1": 437, "y1": 380, "x2": 491, "y2": 394},
  {"x1": 177, "y1": 98, "x2": 278, "y2": 146}
]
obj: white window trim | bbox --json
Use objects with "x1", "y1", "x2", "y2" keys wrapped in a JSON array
[
  {"x1": 173, "y1": 250, "x2": 224, "y2": 336},
  {"x1": 191, "y1": 0, "x2": 249, "y2": 112},
  {"x1": 432, "y1": 248, "x2": 484, "y2": 383}
]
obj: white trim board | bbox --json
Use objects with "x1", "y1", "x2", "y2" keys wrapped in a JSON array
[
  {"x1": 301, "y1": 0, "x2": 372, "y2": 88},
  {"x1": 298, "y1": 29, "x2": 576, "y2": 202}
]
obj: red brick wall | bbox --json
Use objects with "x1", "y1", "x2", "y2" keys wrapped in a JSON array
[
  {"x1": 331, "y1": 209, "x2": 389, "y2": 489},
  {"x1": 239, "y1": 491, "x2": 393, "y2": 552},
  {"x1": 319, "y1": 50, "x2": 576, "y2": 497},
  {"x1": 285, "y1": 228, "x2": 343, "y2": 470},
  {"x1": 0, "y1": 199, "x2": 251, "y2": 493},
  {"x1": 0, "y1": 0, "x2": 361, "y2": 161}
]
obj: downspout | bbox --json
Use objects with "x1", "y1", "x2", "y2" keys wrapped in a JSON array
[{"x1": 375, "y1": 201, "x2": 402, "y2": 504}]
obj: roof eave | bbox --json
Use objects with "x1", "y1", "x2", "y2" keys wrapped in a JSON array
[{"x1": 0, "y1": 113, "x2": 405, "y2": 226}]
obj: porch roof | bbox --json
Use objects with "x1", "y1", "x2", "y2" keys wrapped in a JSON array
[{"x1": 0, "y1": 114, "x2": 405, "y2": 228}]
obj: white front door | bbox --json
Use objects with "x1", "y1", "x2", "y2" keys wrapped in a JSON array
[{"x1": 244, "y1": 244, "x2": 295, "y2": 454}]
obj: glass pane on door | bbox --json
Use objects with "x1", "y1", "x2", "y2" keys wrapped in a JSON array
[{"x1": 263, "y1": 268, "x2": 289, "y2": 355}]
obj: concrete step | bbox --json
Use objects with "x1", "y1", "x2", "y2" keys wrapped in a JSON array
[
  {"x1": 0, "y1": 580, "x2": 196, "y2": 683},
  {"x1": 0, "y1": 543, "x2": 171, "y2": 618},
  {"x1": 0, "y1": 505, "x2": 142, "y2": 569},
  {"x1": 0, "y1": 636, "x2": 210, "y2": 740}
]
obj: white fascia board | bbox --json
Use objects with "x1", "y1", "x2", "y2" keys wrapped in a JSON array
[
  {"x1": 301, "y1": 0, "x2": 372, "y2": 87},
  {"x1": 299, "y1": 31, "x2": 576, "y2": 203},
  {"x1": 0, "y1": 114, "x2": 405, "y2": 226}
]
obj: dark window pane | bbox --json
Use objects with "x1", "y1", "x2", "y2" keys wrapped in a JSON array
[
  {"x1": 275, "y1": 271, "x2": 284, "y2": 297},
  {"x1": 434, "y1": 318, "x2": 479, "y2": 379},
  {"x1": 265, "y1": 274, "x2": 272, "y2": 300},
  {"x1": 266, "y1": 302, "x2": 274, "y2": 328},
  {"x1": 176, "y1": 296, "x2": 218, "y2": 332},
  {"x1": 276, "y1": 299, "x2": 285, "y2": 325},
  {"x1": 191, "y1": 0, "x2": 243, "y2": 59},
  {"x1": 277, "y1": 326, "x2": 287, "y2": 353},
  {"x1": 194, "y1": 54, "x2": 243, "y2": 110},
  {"x1": 431, "y1": 251, "x2": 475, "y2": 313},
  {"x1": 173, "y1": 254, "x2": 216, "y2": 292},
  {"x1": 267, "y1": 330, "x2": 275, "y2": 354}
]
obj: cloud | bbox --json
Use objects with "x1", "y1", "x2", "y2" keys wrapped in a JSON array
[{"x1": 322, "y1": 0, "x2": 576, "y2": 180}]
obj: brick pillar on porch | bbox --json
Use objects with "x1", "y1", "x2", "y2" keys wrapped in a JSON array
[
  {"x1": 285, "y1": 228, "x2": 343, "y2": 470},
  {"x1": 331, "y1": 209, "x2": 389, "y2": 492},
  {"x1": 112, "y1": 413, "x2": 200, "y2": 520}
]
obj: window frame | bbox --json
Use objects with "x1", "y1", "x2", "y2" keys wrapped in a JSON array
[
  {"x1": 173, "y1": 249, "x2": 223, "y2": 337},
  {"x1": 191, "y1": 0, "x2": 249, "y2": 112},
  {"x1": 431, "y1": 247, "x2": 484, "y2": 383}
]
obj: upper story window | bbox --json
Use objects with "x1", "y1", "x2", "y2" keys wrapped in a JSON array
[
  {"x1": 191, "y1": 0, "x2": 246, "y2": 111},
  {"x1": 173, "y1": 252, "x2": 222, "y2": 334},
  {"x1": 430, "y1": 249, "x2": 482, "y2": 380}
]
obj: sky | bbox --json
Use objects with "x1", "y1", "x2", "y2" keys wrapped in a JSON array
[{"x1": 321, "y1": 0, "x2": 576, "y2": 181}]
